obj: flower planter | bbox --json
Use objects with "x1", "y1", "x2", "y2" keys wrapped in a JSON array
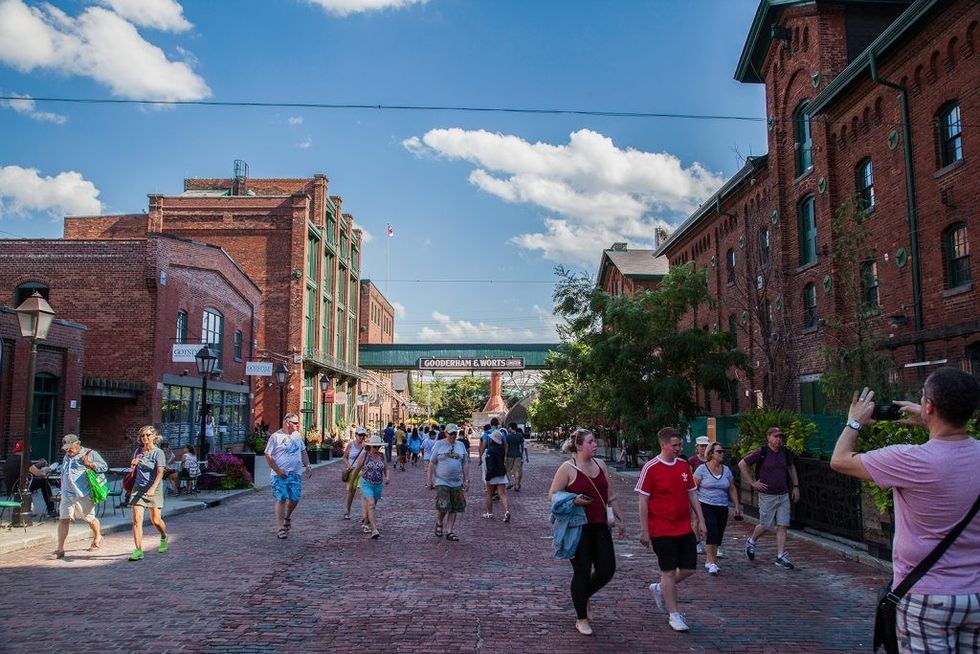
[
  {"x1": 308, "y1": 449, "x2": 320, "y2": 464},
  {"x1": 234, "y1": 452, "x2": 256, "y2": 479}
]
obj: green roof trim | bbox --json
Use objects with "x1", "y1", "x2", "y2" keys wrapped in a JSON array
[
  {"x1": 807, "y1": 0, "x2": 943, "y2": 115},
  {"x1": 358, "y1": 343, "x2": 560, "y2": 369}
]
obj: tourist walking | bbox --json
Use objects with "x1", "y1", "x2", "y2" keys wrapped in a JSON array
[
  {"x1": 353, "y1": 434, "x2": 389, "y2": 539},
  {"x1": 505, "y1": 422, "x2": 528, "y2": 492},
  {"x1": 408, "y1": 427, "x2": 422, "y2": 466},
  {"x1": 636, "y1": 427, "x2": 706, "y2": 632},
  {"x1": 127, "y1": 425, "x2": 169, "y2": 561},
  {"x1": 548, "y1": 428, "x2": 625, "y2": 636},
  {"x1": 738, "y1": 426, "x2": 800, "y2": 569},
  {"x1": 395, "y1": 423, "x2": 407, "y2": 471},
  {"x1": 830, "y1": 370, "x2": 980, "y2": 654},
  {"x1": 53, "y1": 434, "x2": 108, "y2": 559},
  {"x1": 427, "y1": 423, "x2": 469, "y2": 541},
  {"x1": 688, "y1": 436, "x2": 710, "y2": 555},
  {"x1": 264, "y1": 412, "x2": 312, "y2": 539},
  {"x1": 693, "y1": 442, "x2": 742, "y2": 575},
  {"x1": 420, "y1": 426, "x2": 438, "y2": 467},
  {"x1": 483, "y1": 429, "x2": 511, "y2": 521},
  {"x1": 383, "y1": 422, "x2": 395, "y2": 462},
  {"x1": 343, "y1": 427, "x2": 368, "y2": 521}
]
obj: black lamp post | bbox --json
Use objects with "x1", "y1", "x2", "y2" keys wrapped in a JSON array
[
  {"x1": 275, "y1": 363, "x2": 288, "y2": 425},
  {"x1": 319, "y1": 373, "x2": 331, "y2": 459},
  {"x1": 13, "y1": 292, "x2": 55, "y2": 528},
  {"x1": 195, "y1": 346, "x2": 219, "y2": 461}
]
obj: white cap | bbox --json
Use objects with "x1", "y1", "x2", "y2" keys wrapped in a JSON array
[
  {"x1": 355, "y1": 426, "x2": 368, "y2": 435},
  {"x1": 695, "y1": 436, "x2": 710, "y2": 446},
  {"x1": 445, "y1": 423, "x2": 460, "y2": 434}
]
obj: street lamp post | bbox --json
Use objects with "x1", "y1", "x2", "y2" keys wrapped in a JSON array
[
  {"x1": 195, "y1": 346, "x2": 218, "y2": 462},
  {"x1": 275, "y1": 363, "x2": 288, "y2": 425},
  {"x1": 13, "y1": 292, "x2": 56, "y2": 528},
  {"x1": 319, "y1": 373, "x2": 331, "y2": 459}
]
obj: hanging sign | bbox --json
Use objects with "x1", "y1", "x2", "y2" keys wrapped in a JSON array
[
  {"x1": 418, "y1": 357, "x2": 525, "y2": 370},
  {"x1": 246, "y1": 362, "x2": 273, "y2": 376}
]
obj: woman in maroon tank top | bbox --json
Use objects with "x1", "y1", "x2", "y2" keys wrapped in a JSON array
[{"x1": 548, "y1": 429, "x2": 626, "y2": 637}]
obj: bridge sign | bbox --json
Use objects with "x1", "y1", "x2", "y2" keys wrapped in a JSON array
[{"x1": 418, "y1": 357, "x2": 525, "y2": 370}]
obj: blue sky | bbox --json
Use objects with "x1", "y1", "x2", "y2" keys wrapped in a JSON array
[{"x1": 0, "y1": 0, "x2": 767, "y2": 343}]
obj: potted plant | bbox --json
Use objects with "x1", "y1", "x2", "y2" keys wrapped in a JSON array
[{"x1": 305, "y1": 428, "x2": 322, "y2": 464}]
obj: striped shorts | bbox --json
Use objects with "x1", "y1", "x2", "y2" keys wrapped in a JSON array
[{"x1": 897, "y1": 592, "x2": 980, "y2": 653}]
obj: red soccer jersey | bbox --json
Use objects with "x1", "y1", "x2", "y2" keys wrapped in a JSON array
[{"x1": 634, "y1": 456, "x2": 697, "y2": 538}]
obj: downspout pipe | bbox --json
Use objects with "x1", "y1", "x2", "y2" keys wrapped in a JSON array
[{"x1": 869, "y1": 51, "x2": 925, "y2": 361}]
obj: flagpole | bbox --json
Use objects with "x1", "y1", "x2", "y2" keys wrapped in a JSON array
[{"x1": 386, "y1": 223, "x2": 390, "y2": 294}]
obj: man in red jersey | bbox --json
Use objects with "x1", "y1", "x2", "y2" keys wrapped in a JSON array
[{"x1": 635, "y1": 427, "x2": 706, "y2": 633}]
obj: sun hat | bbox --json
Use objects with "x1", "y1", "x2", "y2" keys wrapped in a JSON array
[
  {"x1": 365, "y1": 434, "x2": 385, "y2": 448},
  {"x1": 62, "y1": 433, "x2": 81, "y2": 450},
  {"x1": 445, "y1": 423, "x2": 460, "y2": 434},
  {"x1": 355, "y1": 426, "x2": 368, "y2": 436},
  {"x1": 695, "y1": 436, "x2": 710, "y2": 446}
]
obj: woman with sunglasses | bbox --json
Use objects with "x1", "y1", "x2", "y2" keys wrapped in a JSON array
[
  {"x1": 692, "y1": 442, "x2": 742, "y2": 575},
  {"x1": 353, "y1": 434, "x2": 389, "y2": 539}
]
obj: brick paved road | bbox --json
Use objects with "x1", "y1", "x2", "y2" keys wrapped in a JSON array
[{"x1": 0, "y1": 446, "x2": 889, "y2": 653}]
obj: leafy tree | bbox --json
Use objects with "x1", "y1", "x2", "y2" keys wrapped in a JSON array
[
  {"x1": 410, "y1": 376, "x2": 449, "y2": 421},
  {"x1": 442, "y1": 376, "x2": 490, "y2": 423}
]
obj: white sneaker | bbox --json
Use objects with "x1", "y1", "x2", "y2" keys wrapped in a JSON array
[
  {"x1": 716, "y1": 547, "x2": 725, "y2": 559},
  {"x1": 668, "y1": 612, "x2": 689, "y2": 632},
  {"x1": 649, "y1": 582, "x2": 665, "y2": 612},
  {"x1": 705, "y1": 562, "x2": 720, "y2": 575},
  {"x1": 696, "y1": 541, "x2": 705, "y2": 555}
]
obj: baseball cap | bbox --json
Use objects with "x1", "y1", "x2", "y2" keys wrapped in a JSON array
[
  {"x1": 695, "y1": 436, "x2": 710, "y2": 446},
  {"x1": 445, "y1": 423, "x2": 460, "y2": 434},
  {"x1": 766, "y1": 427, "x2": 786, "y2": 438},
  {"x1": 355, "y1": 426, "x2": 368, "y2": 435},
  {"x1": 62, "y1": 433, "x2": 81, "y2": 450}
]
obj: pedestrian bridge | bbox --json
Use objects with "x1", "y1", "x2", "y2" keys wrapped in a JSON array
[{"x1": 357, "y1": 343, "x2": 560, "y2": 370}]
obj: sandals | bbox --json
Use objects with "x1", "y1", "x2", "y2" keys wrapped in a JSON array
[
  {"x1": 343, "y1": 513, "x2": 351, "y2": 520},
  {"x1": 445, "y1": 532, "x2": 459, "y2": 541},
  {"x1": 371, "y1": 531, "x2": 381, "y2": 539},
  {"x1": 52, "y1": 550, "x2": 65, "y2": 560},
  {"x1": 362, "y1": 524, "x2": 371, "y2": 533},
  {"x1": 283, "y1": 518, "x2": 291, "y2": 531},
  {"x1": 277, "y1": 528, "x2": 288, "y2": 539},
  {"x1": 503, "y1": 511, "x2": 511, "y2": 523},
  {"x1": 482, "y1": 513, "x2": 494, "y2": 519},
  {"x1": 87, "y1": 539, "x2": 102, "y2": 551},
  {"x1": 435, "y1": 523, "x2": 444, "y2": 538}
]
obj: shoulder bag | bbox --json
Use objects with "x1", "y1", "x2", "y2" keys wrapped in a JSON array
[
  {"x1": 84, "y1": 449, "x2": 109, "y2": 503},
  {"x1": 567, "y1": 461, "x2": 616, "y2": 527},
  {"x1": 873, "y1": 492, "x2": 980, "y2": 654}
]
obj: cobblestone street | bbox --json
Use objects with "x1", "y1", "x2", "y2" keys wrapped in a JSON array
[{"x1": 0, "y1": 446, "x2": 889, "y2": 653}]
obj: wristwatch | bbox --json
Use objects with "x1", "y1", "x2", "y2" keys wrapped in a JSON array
[{"x1": 847, "y1": 419, "x2": 863, "y2": 431}]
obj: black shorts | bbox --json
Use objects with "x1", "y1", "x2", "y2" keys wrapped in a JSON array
[
  {"x1": 700, "y1": 502, "x2": 729, "y2": 546},
  {"x1": 650, "y1": 532, "x2": 697, "y2": 571}
]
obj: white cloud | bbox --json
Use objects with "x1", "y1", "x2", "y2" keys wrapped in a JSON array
[
  {"x1": 288, "y1": 116, "x2": 304, "y2": 126},
  {"x1": 350, "y1": 219, "x2": 373, "y2": 243},
  {"x1": 1, "y1": 92, "x2": 67, "y2": 124},
  {"x1": 306, "y1": 0, "x2": 428, "y2": 17},
  {"x1": 296, "y1": 137, "x2": 312, "y2": 149},
  {"x1": 0, "y1": 165, "x2": 102, "y2": 219},
  {"x1": 416, "y1": 310, "x2": 539, "y2": 343},
  {"x1": 0, "y1": 0, "x2": 209, "y2": 102},
  {"x1": 96, "y1": 0, "x2": 192, "y2": 32},
  {"x1": 391, "y1": 301, "x2": 406, "y2": 319},
  {"x1": 404, "y1": 128, "x2": 725, "y2": 265}
]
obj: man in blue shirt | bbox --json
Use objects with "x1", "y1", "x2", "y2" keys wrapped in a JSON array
[{"x1": 383, "y1": 422, "x2": 395, "y2": 462}]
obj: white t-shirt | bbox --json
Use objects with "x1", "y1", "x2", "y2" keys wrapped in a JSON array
[{"x1": 264, "y1": 429, "x2": 305, "y2": 479}]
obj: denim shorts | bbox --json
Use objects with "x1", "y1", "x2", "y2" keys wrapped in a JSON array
[
  {"x1": 271, "y1": 472, "x2": 302, "y2": 502},
  {"x1": 361, "y1": 480, "x2": 384, "y2": 502}
]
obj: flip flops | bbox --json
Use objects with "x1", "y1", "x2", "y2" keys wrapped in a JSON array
[
  {"x1": 445, "y1": 532, "x2": 459, "y2": 541},
  {"x1": 435, "y1": 523, "x2": 444, "y2": 538},
  {"x1": 277, "y1": 528, "x2": 288, "y2": 539}
]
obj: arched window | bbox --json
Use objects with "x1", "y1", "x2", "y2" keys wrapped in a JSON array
[
  {"x1": 856, "y1": 158, "x2": 875, "y2": 210},
  {"x1": 726, "y1": 248, "x2": 736, "y2": 284},
  {"x1": 15, "y1": 282, "x2": 49, "y2": 307},
  {"x1": 202, "y1": 308, "x2": 224, "y2": 360},
  {"x1": 758, "y1": 227, "x2": 770, "y2": 267},
  {"x1": 944, "y1": 222, "x2": 971, "y2": 288},
  {"x1": 938, "y1": 102, "x2": 963, "y2": 167},
  {"x1": 803, "y1": 283, "x2": 818, "y2": 329},
  {"x1": 797, "y1": 195, "x2": 817, "y2": 266},
  {"x1": 793, "y1": 100, "x2": 813, "y2": 175},
  {"x1": 176, "y1": 310, "x2": 188, "y2": 344}
]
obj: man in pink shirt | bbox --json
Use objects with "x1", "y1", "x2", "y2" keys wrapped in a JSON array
[{"x1": 831, "y1": 367, "x2": 980, "y2": 653}]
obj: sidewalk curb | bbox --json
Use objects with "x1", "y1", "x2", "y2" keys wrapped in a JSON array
[
  {"x1": 531, "y1": 442, "x2": 893, "y2": 574},
  {"x1": 0, "y1": 459, "x2": 341, "y2": 556}
]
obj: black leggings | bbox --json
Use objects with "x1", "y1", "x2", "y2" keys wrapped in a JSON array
[{"x1": 570, "y1": 523, "x2": 616, "y2": 619}]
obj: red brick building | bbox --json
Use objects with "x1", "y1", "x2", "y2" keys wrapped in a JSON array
[
  {"x1": 0, "y1": 236, "x2": 259, "y2": 457},
  {"x1": 357, "y1": 279, "x2": 404, "y2": 430},
  {"x1": 596, "y1": 243, "x2": 669, "y2": 298},
  {"x1": 0, "y1": 306, "x2": 84, "y2": 463},
  {"x1": 64, "y1": 171, "x2": 365, "y2": 436},
  {"x1": 658, "y1": 0, "x2": 979, "y2": 415}
]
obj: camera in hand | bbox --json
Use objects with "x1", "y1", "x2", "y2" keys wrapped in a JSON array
[{"x1": 873, "y1": 403, "x2": 902, "y2": 421}]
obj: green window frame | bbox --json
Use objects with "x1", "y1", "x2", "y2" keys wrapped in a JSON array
[
  {"x1": 321, "y1": 297, "x2": 332, "y2": 357},
  {"x1": 305, "y1": 286, "x2": 317, "y2": 354},
  {"x1": 726, "y1": 248, "x2": 736, "y2": 284},
  {"x1": 202, "y1": 308, "x2": 224, "y2": 363},
  {"x1": 794, "y1": 100, "x2": 813, "y2": 175},
  {"x1": 176, "y1": 309, "x2": 188, "y2": 344},
  {"x1": 861, "y1": 260, "x2": 879, "y2": 309},
  {"x1": 803, "y1": 283, "x2": 817, "y2": 329},
  {"x1": 856, "y1": 158, "x2": 875, "y2": 211},
  {"x1": 758, "y1": 227, "x2": 770, "y2": 267},
  {"x1": 944, "y1": 222, "x2": 971, "y2": 288},
  {"x1": 799, "y1": 379, "x2": 827, "y2": 414},
  {"x1": 798, "y1": 195, "x2": 817, "y2": 266},
  {"x1": 233, "y1": 330, "x2": 243, "y2": 361},
  {"x1": 939, "y1": 102, "x2": 962, "y2": 167},
  {"x1": 306, "y1": 234, "x2": 319, "y2": 284}
]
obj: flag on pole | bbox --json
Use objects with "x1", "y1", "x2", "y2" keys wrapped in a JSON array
[{"x1": 387, "y1": 224, "x2": 394, "y2": 237}]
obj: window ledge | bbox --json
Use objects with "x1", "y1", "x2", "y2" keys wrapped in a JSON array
[
  {"x1": 861, "y1": 307, "x2": 881, "y2": 318},
  {"x1": 934, "y1": 158, "x2": 964, "y2": 179},
  {"x1": 801, "y1": 325, "x2": 819, "y2": 335},
  {"x1": 793, "y1": 168, "x2": 814, "y2": 185},
  {"x1": 795, "y1": 260, "x2": 818, "y2": 274},
  {"x1": 942, "y1": 283, "x2": 972, "y2": 298}
]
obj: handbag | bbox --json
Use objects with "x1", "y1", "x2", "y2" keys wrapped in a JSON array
[
  {"x1": 341, "y1": 467, "x2": 352, "y2": 483},
  {"x1": 567, "y1": 461, "x2": 616, "y2": 527},
  {"x1": 86, "y1": 469, "x2": 108, "y2": 503},
  {"x1": 873, "y1": 492, "x2": 980, "y2": 654}
]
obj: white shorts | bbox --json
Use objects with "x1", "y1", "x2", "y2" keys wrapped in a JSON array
[
  {"x1": 59, "y1": 495, "x2": 96, "y2": 521},
  {"x1": 758, "y1": 492, "x2": 791, "y2": 529}
]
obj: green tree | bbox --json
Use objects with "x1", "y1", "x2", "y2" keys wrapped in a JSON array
[
  {"x1": 442, "y1": 376, "x2": 490, "y2": 423},
  {"x1": 410, "y1": 376, "x2": 449, "y2": 420}
]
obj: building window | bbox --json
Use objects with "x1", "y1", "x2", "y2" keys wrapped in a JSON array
[
  {"x1": 233, "y1": 330, "x2": 243, "y2": 361},
  {"x1": 938, "y1": 102, "x2": 963, "y2": 167},
  {"x1": 799, "y1": 379, "x2": 828, "y2": 414},
  {"x1": 758, "y1": 227, "x2": 770, "y2": 267},
  {"x1": 944, "y1": 222, "x2": 971, "y2": 288},
  {"x1": 856, "y1": 158, "x2": 875, "y2": 211},
  {"x1": 202, "y1": 308, "x2": 224, "y2": 361},
  {"x1": 762, "y1": 300, "x2": 773, "y2": 345},
  {"x1": 794, "y1": 100, "x2": 813, "y2": 175},
  {"x1": 803, "y1": 283, "x2": 817, "y2": 329},
  {"x1": 726, "y1": 248, "x2": 736, "y2": 284},
  {"x1": 15, "y1": 282, "x2": 49, "y2": 306},
  {"x1": 798, "y1": 195, "x2": 817, "y2": 266},
  {"x1": 176, "y1": 310, "x2": 188, "y2": 344},
  {"x1": 861, "y1": 260, "x2": 879, "y2": 309},
  {"x1": 306, "y1": 234, "x2": 319, "y2": 284},
  {"x1": 305, "y1": 286, "x2": 317, "y2": 354}
]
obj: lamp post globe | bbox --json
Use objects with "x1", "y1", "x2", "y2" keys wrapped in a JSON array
[
  {"x1": 274, "y1": 363, "x2": 288, "y2": 425},
  {"x1": 13, "y1": 291, "x2": 56, "y2": 528},
  {"x1": 195, "y1": 346, "x2": 218, "y2": 461}
]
